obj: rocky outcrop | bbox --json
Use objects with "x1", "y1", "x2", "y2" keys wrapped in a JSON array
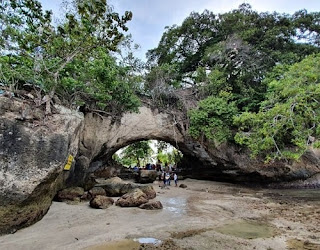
[
  {"x1": 179, "y1": 140, "x2": 320, "y2": 184},
  {"x1": 74, "y1": 105, "x2": 320, "y2": 187},
  {"x1": 115, "y1": 188, "x2": 148, "y2": 207},
  {"x1": 95, "y1": 177, "x2": 156, "y2": 198},
  {"x1": 73, "y1": 106, "x2": 186, "y2": 186},
  {"x1": 139, "y1": 201, "x2": 163, "y2": 210},
  {"x1": 0, "y1": 96, "x2": 83, "y2": 234},
  {"x1": 90, "y1": 195, "x2": 114, "y2": 209}
]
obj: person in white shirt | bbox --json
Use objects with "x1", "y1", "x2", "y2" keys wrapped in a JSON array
[{"x1": 173, "y1": 173, "x2": 178, "y2": 187}]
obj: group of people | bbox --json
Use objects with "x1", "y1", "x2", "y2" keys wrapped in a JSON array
[
  {"x1": 132, "y1": 161, "x2": 179, "y2": 187},
  {"x1": 156, "y1": 162, "x2": 178, "y2": 187}
]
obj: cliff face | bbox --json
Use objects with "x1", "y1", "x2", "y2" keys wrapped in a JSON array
[
  {"x1": 0, "y1": 97, "x2": 83, "y2": 234},
  {"x1": 179, "y1": 140, "x2": 320, "y2": 184}
]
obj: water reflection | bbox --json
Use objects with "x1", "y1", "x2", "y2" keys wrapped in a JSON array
[
  {"x1": 162, "y1": 197, "x2": 187, "y2": 214},
  {"x1": 133, "y1": 237, "x2": 161, "y2": 245}
]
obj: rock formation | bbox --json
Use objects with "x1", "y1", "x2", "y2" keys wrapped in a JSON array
[
  {"x1": 90, "y1": 195, "x2": 114, "y2": 209},
  {"x1": 1, "y1": 94, "x2": 320, "y2": 235},
  {"x1": 115, "y1": 188, "x2": 149, "y2": 207},
  {"x1": 139, "y1": 201, "x2": 163, "y2": 210},
  {"x1": 0, "y1": 96, "x2": 83, "y2": 234}
]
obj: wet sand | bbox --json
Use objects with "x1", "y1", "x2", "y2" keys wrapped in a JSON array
[{"x1": 0, "y1": 179, "x2": 319, "y2": 250}]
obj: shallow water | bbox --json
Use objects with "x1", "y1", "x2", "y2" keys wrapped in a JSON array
[
  {"x1": 215, "y1": 220, "x2": 277, "y2": 239},
  {"x1": 85, "y1": 238, "x2": 161, "y2": 250},
  {"x1": 162, "y1": 197, "x2": 187, "y2": 215},
  {"x1": 84, "y1": 239, "x2": 140, "y2": 250}
]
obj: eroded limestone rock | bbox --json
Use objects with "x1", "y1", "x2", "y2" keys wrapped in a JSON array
[{"x1": 0, "y1": 97, "x2": 83, "y2": 234}]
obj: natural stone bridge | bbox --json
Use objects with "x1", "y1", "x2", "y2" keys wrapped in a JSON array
[{"x1": 1, "y1": 96, "x2": 319, "y2": 234}]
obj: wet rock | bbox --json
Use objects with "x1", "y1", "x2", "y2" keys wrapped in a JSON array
[
  {"x1": 139, "y1": 201, "x2": 163, "y2": 210},
  {"x1": 179, "y1": 184, "x2": 187, "y2": 188},
  {"x1": 88, "y1": 187, "x2": 106, "y2": 198},
  {"x1": 90, "y1": 195, "x2": 114, "y2": 209},
  {"x1": 55, "y1": 187, "x2": 84, "y2": 202},
  {"x1": 115, "y1": 188, "x2": 148, "y2": 207},
  {"x1": 137, "y1": 170, "x2": 158, "y2": 184}
]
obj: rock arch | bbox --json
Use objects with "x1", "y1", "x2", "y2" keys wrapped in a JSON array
[
  {"x1": 72, "y1": 106, "x2": 215, "y2": 184},
  {"x1": 1, "y1": 96, "x2": 319, "y2": 234}
]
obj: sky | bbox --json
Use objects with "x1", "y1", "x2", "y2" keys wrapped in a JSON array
[{"x1": 40, "y1": 0, "x2": 320, "y2": 61}]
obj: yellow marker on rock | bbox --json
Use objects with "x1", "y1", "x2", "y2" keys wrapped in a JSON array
[{"x1": 64, "y1": 155, "x2": 74, "y2": 170}]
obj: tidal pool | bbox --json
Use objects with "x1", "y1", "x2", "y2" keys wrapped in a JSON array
[
  {"x1": 215, "y1": 220, "x2": 277, "y2": 239},
  {"x1": 85, "y1": 237, "x2": 161, "y2": 250}
]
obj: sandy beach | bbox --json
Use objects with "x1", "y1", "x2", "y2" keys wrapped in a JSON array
[{"x1": 0, "y1": 179, "x2": 319, "y2": 250}]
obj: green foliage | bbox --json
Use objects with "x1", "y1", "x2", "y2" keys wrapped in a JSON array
[
  {"x1": 234, "y1": 53, "x2": 320, "y2": 161},
  {"x1": 157, "y1": 148, "x2": 182, "y2": 165},
  {"x1": 189, "y1": 96, "x2": 238, "y2": 143},
  {"x1": 147, "y1": 4, "x2": 320, "y2": 112},
  {"x1": 0, "y1": 0, "x2": 140, "y2": 114},
  {"x1": 117, "y1": 141, "x2": 154, "y2": 167}
]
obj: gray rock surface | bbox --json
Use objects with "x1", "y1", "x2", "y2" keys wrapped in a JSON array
[{"x1": 0, "y1": 96, "x2": 83, "y2": 234}]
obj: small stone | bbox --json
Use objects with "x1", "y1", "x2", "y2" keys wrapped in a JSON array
[
  {"x1": 139, "y1": 201, "x2": 163, "y2": 210},
  {"x1": 179, "y1": 184, "x2": 187, "y2": 188}
]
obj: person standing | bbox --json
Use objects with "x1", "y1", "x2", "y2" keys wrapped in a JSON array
[{"x1": 174, "y1": 172, "x2": 178, "y2": 187}]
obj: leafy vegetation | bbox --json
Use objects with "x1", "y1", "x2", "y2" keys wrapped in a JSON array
[
  {"x1": 1, "y1": 1, "x2": 320, "y2": 162},
  {"x1": 0, "y1": 0, "x2": 140, "y2": 114},
  {"x1": 115, "y1": 141, "x2": 154, "y2": 167},
  {"x1": 234, "y1": 54, "x2": 320, "y2": 161},
  {"x1": 147, "y1": 3, "x2": 320, "y2": 161}
]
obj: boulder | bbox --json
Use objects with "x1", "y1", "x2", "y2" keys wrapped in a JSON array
[
  {"x1": 55, "y1": 187, "x2": 84, "y2": 202},
  {"x1": 88, "y1": 187, "x2": 106, "y2": 198},
  {"x1": 137, "y1": 170, "x2": 158, "y2": 184},
  {"x1": 115, "y1": 188, "x2": 148, "y2": 207},
  {"x1": 0, "y1": 96, "x2": 83, "y2": 235},
  {"x1": 80, "y1": 191, "x2": 90, "y2": 201},
  {"x1": 95, "y1": 177, "x2": 156, "y2": 198},
  {"x1": 90, "y1": 195, "x2": 114, "y2": 209},
  {"x1": 139, "y1": 201, "x2": 163, "y2": 210},
  {"x1": 179, "y1": 184, "x2": 187, "y2": 188},
  {"x1": 139, "y1": 185, "x2": 156, "y2": 199}
]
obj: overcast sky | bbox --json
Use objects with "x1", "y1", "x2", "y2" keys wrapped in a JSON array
[{"x1": 40, "y1": 0, "x2": 320, "y2": 60}]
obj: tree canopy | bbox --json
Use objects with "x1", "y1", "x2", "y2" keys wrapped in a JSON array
[
  {"x1": 147, "y1": 3, "x2": 320, "y2": 161},
  {"x1": 116, "y1": 141, "x2": 154, "y2": 167},
  {"x1": 0, "y1": 0, "x2": 140, "y2": 114}
]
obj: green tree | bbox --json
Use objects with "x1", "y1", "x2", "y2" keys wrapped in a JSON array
[
  {"x1": 189, "y1": 95, "x2": 238, "y2": 144},
  {"x1": 234, "y1": 53, "x2": 320, "y2": 161},
  {"x1": 0, "y1": 0, "x2": 136, "y2": 113},
  {"x1": 147, "y1": 4, "x2": 320, "y2": 111},
  {"x1": 118, "y1": 141, "x2": 154, "y2": 167}
]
